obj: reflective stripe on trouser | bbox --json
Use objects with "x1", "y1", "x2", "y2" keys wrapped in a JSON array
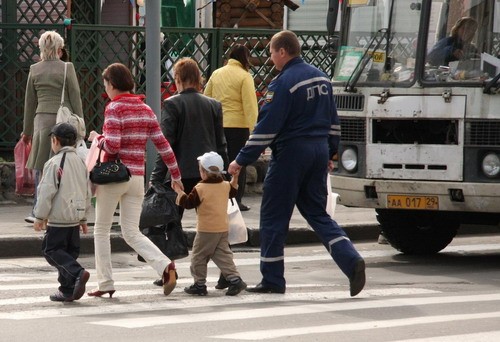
[{"x1": 259, "y1": 139, "x2": 362, "y2": 289}]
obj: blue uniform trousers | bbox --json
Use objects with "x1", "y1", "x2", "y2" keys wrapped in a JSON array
[{"x1": 259, "y1": 138, "x2": 362, "y2": 289}]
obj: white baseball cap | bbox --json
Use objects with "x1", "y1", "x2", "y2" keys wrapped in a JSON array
[{"x1": 197, "y1": 151, "x2": 224, "y2": 174}]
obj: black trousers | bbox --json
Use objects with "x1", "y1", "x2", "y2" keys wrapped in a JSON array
[
  {"x1": 42, "y1": 226, "x2": 83, "y2": 296},
  {"x1": 224, "y1": 127, "x2": 250, "y2": 203}
]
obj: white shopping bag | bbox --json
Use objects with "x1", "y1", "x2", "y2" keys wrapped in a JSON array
[
  {"x1": 227, "y1": 199, "x2": 248, "y2": 245},
  {"x1": 326, "y1": 175, "x2": 338, "y2": 218}
]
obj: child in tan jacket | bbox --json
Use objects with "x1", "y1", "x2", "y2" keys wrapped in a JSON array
[{"x1": 174, "y1": 151, "x2": 246, "y2": 296}]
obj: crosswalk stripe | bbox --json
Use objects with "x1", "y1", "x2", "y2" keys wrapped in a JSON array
[
  {"x1": 88, "y1": 293, "x2": 500, "y2": 329},
  {"x1": 0, "y1": 288, "x2": 437, "y2": 320},
  {"x1": 1, "y1": 242, "x2": 499, "y2": 271},
  {"x1": 394, "y1": 331, "x2": 500, "y2": 342},
  {"x1": 211, "y1": 312, "x2": 500, "y2": 340}
]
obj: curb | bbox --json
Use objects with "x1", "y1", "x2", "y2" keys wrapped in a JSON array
[{"x1": 0, "y1": 223, "x2": 381, "y2": 258}]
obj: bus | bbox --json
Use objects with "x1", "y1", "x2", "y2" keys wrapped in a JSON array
[{"x1": 327, "y1": 0, "x2": 500, "y2": 254}]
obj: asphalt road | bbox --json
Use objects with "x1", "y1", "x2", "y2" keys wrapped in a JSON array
[{"x1": 0, "y1": 235, "x2": 499, "y2": 341}]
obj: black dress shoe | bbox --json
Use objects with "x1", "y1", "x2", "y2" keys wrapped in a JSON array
[
  {"x1": 50, "y1": 290, "x2": 73, "y2": 302},
  {"x1": 73, "y1": 269, "x2": 90, "y2": 300},
  {"x1": 349, "y1": 258, "x2": 366, "y2": 297},
  {"x1": 238, "y1": 203, "x2": 250, "y2": 211},
  {"x1": 153, "y1": 278, "x2": 163, "y2": 286},
  {"x1": 245, "y1": 282, "x2": 285, "y2": 294}
]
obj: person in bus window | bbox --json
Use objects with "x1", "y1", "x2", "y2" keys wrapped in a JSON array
[{"x1": 427, "y1": 17, "x2": 478, "y2": 67}]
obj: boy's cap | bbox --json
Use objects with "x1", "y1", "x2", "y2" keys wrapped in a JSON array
[
  {"x1": 197, "y1": 151, "x2": 224, "y2": 174},
  {"x1": 49, "y1": 122, "x2": 77, "y2": 140}
]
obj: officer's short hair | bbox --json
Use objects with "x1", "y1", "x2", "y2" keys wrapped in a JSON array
[{"x1": 270, "y1": 30, "x2": 301, "y2": 57}]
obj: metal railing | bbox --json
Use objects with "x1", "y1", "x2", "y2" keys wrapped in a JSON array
[{"x1": 0, "y1": 23, "x2": 331, "y2": 152}]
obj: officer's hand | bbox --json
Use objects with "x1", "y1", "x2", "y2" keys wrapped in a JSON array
[
  {"x1": 328, "y1": 160, "x2": 335, "y2": 172},
  {"x1": 228, "y1": 160, "x2": 242, "y2": 175}
]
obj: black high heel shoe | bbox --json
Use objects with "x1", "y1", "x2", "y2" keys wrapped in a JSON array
[{"x1": 87, "y1": 289, "x2": 116, "y2": 298}]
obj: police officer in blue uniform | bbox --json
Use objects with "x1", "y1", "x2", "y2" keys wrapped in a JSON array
[{"x1": 228, "y1": 30, "x2": 366, "y2": 296}]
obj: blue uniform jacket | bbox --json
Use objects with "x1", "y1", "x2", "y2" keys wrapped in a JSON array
[{"x1": 235, "y1": 57, "x2": 340, "y2": 166}]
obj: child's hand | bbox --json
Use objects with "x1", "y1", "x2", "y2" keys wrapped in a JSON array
[
  {"x1": 230, "y1": 171, "x2": 239, "y2": 188},
  {"x1": 33, "y1": 219, "x2": 46, "y2": 232},
  {"x1": 33, "y1": 221, "x2": 43, "y2": 232},
  {"x1": 172, "y1": 179, "x2": 184, "y2": 193},
  {"x1": 80, "y1": 223, "x2": 88, "y2": 234}
]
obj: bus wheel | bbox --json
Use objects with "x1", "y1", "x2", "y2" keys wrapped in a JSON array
[{"x1": 376, "y1": 209, "x2": 459, "y2": 255}]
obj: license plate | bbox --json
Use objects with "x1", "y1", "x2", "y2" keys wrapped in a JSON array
[{"x1": 387, "y1": 195, "x2": 439, "y2": 210}]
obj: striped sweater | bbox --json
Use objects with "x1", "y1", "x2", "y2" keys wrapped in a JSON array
[{"x1": 97, "y1": 94, "x2": 181, "y2": 180}]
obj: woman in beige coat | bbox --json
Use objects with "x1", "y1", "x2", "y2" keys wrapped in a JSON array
[{"x1": 22, "y1": 31, "x2": 83, "y2": 223}]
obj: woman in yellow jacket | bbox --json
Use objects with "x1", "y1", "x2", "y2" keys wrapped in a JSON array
[{"x1": 204, "y1": 44, "x2": 258, "y2": 211}]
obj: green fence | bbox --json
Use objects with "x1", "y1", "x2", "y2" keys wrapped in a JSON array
[{"x1": 0, "y1": 23, "x2": 332, "y2": 153}]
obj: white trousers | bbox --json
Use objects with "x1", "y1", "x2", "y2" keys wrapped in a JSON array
[{"x1": 93, "y1": 176, "x2": 170, "y2": 291}]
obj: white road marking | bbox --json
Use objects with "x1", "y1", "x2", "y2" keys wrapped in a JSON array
[
  {"x1": 88, "y1": 293, "x2": 500, "y2": 329},
  {"x1": 1, "y1": 242, "x2": 499, "y2": 271},
  {"x1": 0, "y1": 288, "x2": 436, "y2": 320},
  {"x1": 394, "y1": 331, "x2": 500, "y2": 342},
  {"x1": 212, "y1": 312, "x2": 500, "y2": 340}
]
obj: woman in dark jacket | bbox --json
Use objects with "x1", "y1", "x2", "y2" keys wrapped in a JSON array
[
  {"x1": 150, "y1": 57, "x2": 228, "y2": 193},
  {"x1": 149, "y1": 57, "x2": 228, "y2": 287}
]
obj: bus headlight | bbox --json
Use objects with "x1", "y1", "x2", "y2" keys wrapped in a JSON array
[
  {"x1": 341, "y1": 147, "x2": 358, "y2": 172},
  {"x1": 481, "y1": 153, "x2": 500, "y2": 178}
]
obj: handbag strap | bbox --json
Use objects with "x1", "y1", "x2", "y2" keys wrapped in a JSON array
[
  {"x1": 94, "y1": 142, "x2": 121, "y2": 165},
  {"x1": 95, "y1": 143, "x2": 104, "y2": 165},
  {"x1": 57, "y1": 152, "x2": 66, "y2": 189},
  {"x1": 60, "y1": 62, "x2": 67, "y2": 106}
]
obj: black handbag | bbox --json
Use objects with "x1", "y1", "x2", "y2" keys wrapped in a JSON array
[
  {"x1": 138, "y1": 222, "x2": 189, "y2": 261},
  {"x1": 138, "y1": 182, "x2": 189, "y2": 261},
  {"x1": 89, "y1": 144, "x2": 131, "y2": 184},
  {"x1": 139, "y1": 182, "x2": 179, "y2": 228}
]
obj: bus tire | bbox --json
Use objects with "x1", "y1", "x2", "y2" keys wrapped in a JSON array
[{"x1": 376, "y1": 209, "x2": 459, "y2": 255}]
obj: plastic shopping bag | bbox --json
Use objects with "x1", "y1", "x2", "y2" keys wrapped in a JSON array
[
  {"x1": 14, "y1": 139, "x2": 35, "y2": 196},
  {"x1": 85, "y1": 138, "x2": 102, "y2": 172},
  {"x1": 326, "y1": 175, "x2": 338, "y2": 219},
  {"x1": 227, "y1": 198, "x2": 248, "y2": 245},
  {"x1": 139, "y1": 182, "x2": 179, "y2": 229},
  {"x1": 75, "y1": 139, "x2": 88, "y2": 162},
  {"x1": 138, "y1": 182, "x2": 188, "y2": 261}
]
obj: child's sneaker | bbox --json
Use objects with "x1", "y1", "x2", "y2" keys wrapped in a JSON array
[
  {"x1": 184, "y1": 283, "x2": 208, "y2": 296},
  {"x1": 226, "y1": 278, "x2": 247, "y2": 296}
]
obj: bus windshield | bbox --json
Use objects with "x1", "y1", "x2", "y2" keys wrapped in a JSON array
[
  {"x1": 333, "y1": 0, "x2": 500, "y2": 88},
  {"x1": 333, "y1": 0, "x2": 420, "y2": 87}
]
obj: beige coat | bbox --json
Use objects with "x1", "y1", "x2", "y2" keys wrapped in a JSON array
[{"x1": 23, "y1": 60, "x2": 83, "y2": 170}]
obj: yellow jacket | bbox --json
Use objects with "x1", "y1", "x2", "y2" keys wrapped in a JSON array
[{"x1": 204, "y1": 59, "x2": 258, "y2": 130}]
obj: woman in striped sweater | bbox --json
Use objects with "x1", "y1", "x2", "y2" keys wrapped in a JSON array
[{"x1": 87, "y1": 63, "x2": 183, "y2": 297}]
